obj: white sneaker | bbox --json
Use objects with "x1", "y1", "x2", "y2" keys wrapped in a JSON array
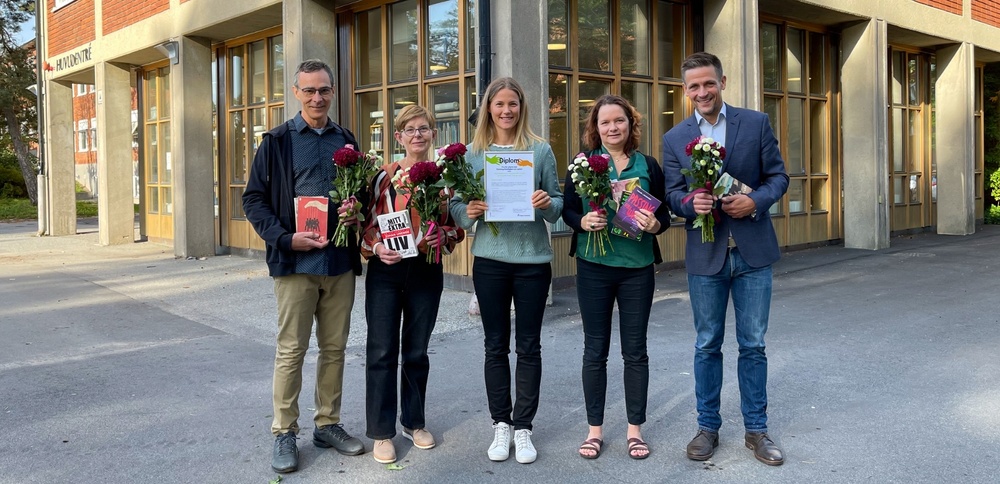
[
  {"x1": 514, "y1": 429, "x2": 537, "y2": 464},
  {"x1": 488, "y1": 422, "x2": 512, "y2": 461}
]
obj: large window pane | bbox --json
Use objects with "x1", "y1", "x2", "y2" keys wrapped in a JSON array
[
  {"x1": 429, "y1": 82, "x2": 460, "y2": 147},
  {"x1": 251, "y1": 108, "x2": 266, "y2": 158},
  {"x1": 390, "y1": 86, "x2": 419, "y2": 160},
  {"x1": 230, "y1": 111, "x2": 247, "y2": 183},
  {"x1": 356, "y1": 9, "x2": 382, "y2": 86},
  {"x1": 356, "y1": 91, "x2": 384, "y2": 154},
  {"x1": 908, "y1": 57, "x2": 919, "y2": 105},
  {"x1": 390, "y1": 0, "x2": 418, "y2": 82},
  {"x1": 657, "y1": 1, "x2": 684, "y2": 79},
  {"x1": 908, "y1": 109, "x2": 922, "y2": 172},
  {"x1": 788, "y1": 178, "x2": 805, "y2": 213},
  {"x1": 162, "y1": 187, "x2": 173, "y2": 214},
  {"x1": 427, "y1": 0, "x2": 459, "y2": 77},
  {"x1": 761, "y1": 23, "x2": 780, "y2": 90},
  {"x1": 145, "y1": 71, "x2": 158, "y2": 121},
  {"x1": 809, "y1": 100, "x2": 827, "y2": 174},
  {"x1": 229, "y1": 45, "x2": 244, "y2": 107},
  {"x1": 892, "y1": 108, "x2": 904, "y2": 172},
  {"x1": 786, "y1": 28, "x2": 804, "y2": 93},
  {"x1": 578, "y1": 79, "x2": 611, "y2": 143},
  {"x1": 808, "y1": 32, "x2": 824, "y2": 95},
  {"x1": 810, "y1": 178, "x2": 827, "y2": 212},
  {"x1": 658, "y1": 84, "x2": 682, "y2": 140},
  {"x1": 578, "y1": 0, "x2": 611, "y2": 71},
  {"x1": 549, "y1": 73, "x2": 570, "y2": 177},
  {"x1": 786, "y1": 98, "x2": 805, "y2": 175},
  {"x1": 621, "y1": 81, "x2": 651, "y2": 155},
  {"x1": 891, "y1": 51, "x2": 904, "y2": 105},
  {"x1": 548, "y1": 0, "x2": 568, "y2": 66},
  {"x1": 269, "y1": 35, "x2": 284, "y2": 101},
  {"x1": 160, "y1": 122, "x2": 172, "y2": 183},
  {"x1": 893, "y1": 176, "x2": 904, "y2": 204},
  {"x1": 908, "y1": 174, "x2": 921, "y2": 204},
  {"x1": 762, "y1": 96, "x2": 780, "y2": 139},
  {"x1": 148, "y1": 187, "x2": 159, "y2": 214},
  {"x1": 147, "y1": 125, "x2": 158, "y2": 183},
  {"x1": 159, "y1": 68, "x2": 171, "y2": 119},
  {"x1": 249, "y1": 40, "x2": 266, "y2": 104},
  {"x1": 230, "y1": 187, "x2": 245, "y2": 219},
  {"x1": 466, "y1": 0, "x2": 476, "y2": 71},
  {"x1": 620, "y1": 0, "x2": 650, "y2": 76}
]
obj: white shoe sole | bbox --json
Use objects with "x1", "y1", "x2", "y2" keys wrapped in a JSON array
[{"x1": 402, "y1": 430, "x2": 436, "y2": 450}]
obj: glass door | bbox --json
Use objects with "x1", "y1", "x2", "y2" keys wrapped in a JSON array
[{"x1": 142, "y1": 63, "x2": 173, "y2": 242}]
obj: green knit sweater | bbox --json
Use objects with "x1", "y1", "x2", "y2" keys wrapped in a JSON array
[{"x1": 449, "y1": 141, "x2": 564, "y2": 264}]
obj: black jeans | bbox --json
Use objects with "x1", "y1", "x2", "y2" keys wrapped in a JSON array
[
  {"x1": 576, "y1": 258, "x2": 654, "y2": 426},
  {"x1": 473, "y1": 257, "x2": 552, "y2": 431},
  {"x1": 364, "y1": 256, "x2": 443, "y2": 439}
]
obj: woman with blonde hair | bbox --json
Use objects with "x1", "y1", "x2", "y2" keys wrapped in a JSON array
[
  {"x1": 361, "y1": 104, "x2": 464, "y2": 464},
  {"x1": 449, "y1": 77, "x2": 563, "y2": 464}
]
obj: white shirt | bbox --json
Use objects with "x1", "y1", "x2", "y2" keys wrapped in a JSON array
[{"x1": 694, "y1": 103, "x2": 727, "y2": 148}]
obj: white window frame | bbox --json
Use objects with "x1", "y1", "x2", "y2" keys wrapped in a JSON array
[
  {"x1": 75, "y1": 84, "x2": 87, "y2": 96},
  {"x1": 89, "y1": 117, "x2": 97, "y2": 151},
  {"x1": 77, "y1": 119, "x2": 89, "y2": 152},
  {"x1": 54, "y1": 0, "x2": 79, "y2": 12}
]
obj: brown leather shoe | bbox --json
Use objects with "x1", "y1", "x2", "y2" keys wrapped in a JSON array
[
  {"x1": 745, "y1": 432, "x2": 784, "y2": 466},
  {"x1": 685, "y1": 429, "x2": 719, "y2": 461}
]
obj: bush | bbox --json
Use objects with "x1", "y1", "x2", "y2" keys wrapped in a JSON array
[
  {"x1": 989, "y1": 168, "x2": 1000, "y2": 203},
  {"x1": 0, "y1": 150, "x2": 28, "y2": 199},
  {"x1": 987, "y1": 205, "x2": 1000, "y2": 225}
]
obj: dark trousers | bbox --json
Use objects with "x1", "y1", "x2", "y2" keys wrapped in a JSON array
[
  {"x1": 473, "y1": 257, "x2": 552, "y2": 431},
  {"x1": 364, "y1": 256, "x2": 443, "y2": 439},
  {"x1": 576, "y1": 258, "x2": 654, "y2": 426}
]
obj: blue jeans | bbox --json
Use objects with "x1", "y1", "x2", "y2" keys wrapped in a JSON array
[
  {"x1": 687, "y1": 247, "x2": 771, "y2": 433},
  {"x1": 364, "y1": 256, "x2": 443, "y2": 439},
  {"x1": 473, "y1": 257, "x2": 551, "y2": 431},
  {"x1": 576, "y1": 258, "x2": 653, "y2": 426}
]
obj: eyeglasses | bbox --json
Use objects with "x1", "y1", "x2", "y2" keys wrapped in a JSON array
[
  {"x1": 299, "y1": 87, "x2": 334, "y2": 97},
  {"x1": 401, "y1": 126, "x2": 433, "y2": 137}
]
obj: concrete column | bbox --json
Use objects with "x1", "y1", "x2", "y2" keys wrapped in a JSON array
[
  {"x1": 283, "y1": 0, "x2": 337, "y2": 118},
  {"x1": 490, "y1": 0, "x2": 549, "y2": 137},
  {"x1": 702, "y1": 0, "x2": 761, "y2": 110},
  {"x1": 170, "y1": 36, "x2": 216, "y2": 257},
  {"x1": 934, "y1": 42, "x2": 976, "y2": 235},
  {"x1": 841, "y1": 19, "x2": 890, "y2": 250},
  {"x1": 45, "y1": 81, "x2": 77, "y2": 236},
  {"x1": 95, "y1": 61, "x2": 135, "y2": 245}
]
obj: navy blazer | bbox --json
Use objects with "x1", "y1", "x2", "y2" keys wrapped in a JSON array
[{"x1": 661, "y1": 104, "x2": 789, "y2": 275}]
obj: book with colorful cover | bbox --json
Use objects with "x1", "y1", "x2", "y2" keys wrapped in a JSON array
[
  {"x1": 610, "y1": 186, "x2": 661, "y2": 241},
  {"x1": 295, "y1": 196, "x2": 329, "y2": 236},
  {"x1": 717, "y1": 172, "x2": 753, "y2": 196},
  {"x1": 376, "y1": 210, "x2": 419, "y2": 259}
]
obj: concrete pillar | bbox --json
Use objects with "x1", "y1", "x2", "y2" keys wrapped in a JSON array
[
  {"x1": 95, "y1": 61, "x2": 135, "y2": 245},
  {"x1": 45, "y1": 81, "x2": 77, "y2": 236},
  {"x1": 841, "y1": 19, "x2": 890, "y2": 250},
  {"x1": 170, "y1": 36, "x2": 216, "y2": 257},
  {"x1": 283, "y1": 0, "x2": 337, "y2": 118},
  {"x1": 490, "y1": 0, "x2": 549, "y2": 138},
  {"x1": 934, "y1": 42, "x2": 976, "y2": 235},
  {"x1": 702, "y1": 0, "x2": 761, "y2": 110}
]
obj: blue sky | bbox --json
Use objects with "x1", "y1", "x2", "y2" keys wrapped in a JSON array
[{"x1": 14, "y1": 15, "x2": 35, "y2": 45}]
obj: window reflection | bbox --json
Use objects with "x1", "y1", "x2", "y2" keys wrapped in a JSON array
[
  {"x1": 548, "y1": 0, "x2": 568, "y2": 66},
  {"x1": 761, "y1": 23, "x2": 780, "y2": 90},
  {"x1": 578, "y1": 0, "x2": 610, "y2": 71},
  {"x1": 356, "y1": 9, "x2": 382, "y2": 86},
  {"x1": 620, "y1": 0, "x2": 650, "y2": 75},
  {"x1": 390, "y1": 0, "x2": 418, "y2": 81},
  {"x1": 427, "y1": 0, "x2": 460, "y2": 77},
  {"x1": 786, "y1": 28, "x2": 803, "y2": 93},
  {"x1": 657, "y1": 1, "x2": 684, "y2": 79}
]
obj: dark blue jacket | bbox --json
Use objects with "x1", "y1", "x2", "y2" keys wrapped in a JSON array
[{"x1": 242, "y1": 118, "x2": 363, "y2": 277}]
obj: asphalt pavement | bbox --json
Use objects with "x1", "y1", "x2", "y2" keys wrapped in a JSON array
[{"x1": 1, "y1": 218, "x2": 999, "y2": 483}]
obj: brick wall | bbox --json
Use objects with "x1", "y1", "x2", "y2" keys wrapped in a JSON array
[
  {"x1": 102, "y1": 0, "x2": 170, "y2": 35},
  {"x1": 972, "y1": 0, "x2": 1000, "y2": 27},
  {"x1": 47, "y1": 0, "x2": 96, "y2": 57},
  {"x1": 915, "y1": 0, "x2": 963, "y2": 15}
]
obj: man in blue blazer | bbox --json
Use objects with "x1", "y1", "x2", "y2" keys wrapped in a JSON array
[{"x1": 662, "y1": 52, "x2": 789, "y2": 466}]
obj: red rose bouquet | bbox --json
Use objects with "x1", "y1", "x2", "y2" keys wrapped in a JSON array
[
  {"x1": 436, "y1": 143, "x2": 499, "y2": 236},
  {"x1": 329, "y1": 144, "x2": 382, "y2": 247},
  {"x1": 569, "y1": 152, "x2": 614, "y2": 257},
  {"x1": 392, "y1": 160, "x2": 450, "y2": 264},
  {"x1": 679, "y1": 136, "x2": 726, "y2": 243}
]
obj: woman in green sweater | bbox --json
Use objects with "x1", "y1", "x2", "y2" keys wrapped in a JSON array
[
  {"x1": 449, "y1": 77, "x2": 563, "y2": 464},
  {"x1": 562, "y1": 95, "x2": 672, "y2": 461}
]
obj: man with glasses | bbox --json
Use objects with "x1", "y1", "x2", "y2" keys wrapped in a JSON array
[{"x1": 243, "y1": 59, "x2": 366, "y2": 473}]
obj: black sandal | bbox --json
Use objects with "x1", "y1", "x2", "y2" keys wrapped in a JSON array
[
  {"x1": 579, "y1": 438, "x2": 603, "y2": 459},
  {"x1": 627, "y1": 437, "x2": 650, "y2": 460}
]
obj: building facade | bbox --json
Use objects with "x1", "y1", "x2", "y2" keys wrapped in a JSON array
[{"x1": 39, "y1": 0, "x2": 998, "y2": 284}]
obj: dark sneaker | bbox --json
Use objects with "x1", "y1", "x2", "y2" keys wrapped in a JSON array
[
  {"x1": 745, "y1": 432, "x2": 784, "y2": 466},
  {"x1": 271, "y1": 432, "x2": 298, "y2": 473},
  {"x1": 686, "y1": 429, "x2": 719, "y2": 461},
  {"x1": 314, "y1": 424, "x2": 365, "y2": 456}
]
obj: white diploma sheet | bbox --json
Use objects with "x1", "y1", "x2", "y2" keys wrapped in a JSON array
[{"x1": 483, "y1": 151, "x2": 536, "y2": 222}]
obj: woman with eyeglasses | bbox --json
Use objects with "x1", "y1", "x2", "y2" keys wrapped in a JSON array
[
  {"x1": 360, "y1": 104, "x2": 465, "y2": 465},
  {"x1": 449, "y1": 77, "x2": 564, "y2": 464},
  {"x1": 562, "y1": 94, "x2": 671, "y2": 460}
]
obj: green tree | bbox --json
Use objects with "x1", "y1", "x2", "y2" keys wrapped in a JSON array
[
  {"x1": 0, "y1": 0, "x2": 38, "y2": 204},
  {"x1": 985, "y1": 63, "x2": 1000, "y2": 209}
]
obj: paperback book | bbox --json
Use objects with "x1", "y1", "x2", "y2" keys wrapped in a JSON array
[
  {"x1": 610, "y1": 186, "x2": 661, "y2": 241},
  {"x1": 295, "y1": 196, "x2": 329, "y2": 236},
  {"x1": 717, "y1": 172, "x2": 753, "y2": 196},
  {"x1": 377, "y1": 210, "x2": 419, "y2": 258}
]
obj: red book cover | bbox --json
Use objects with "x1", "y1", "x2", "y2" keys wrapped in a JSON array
[
  {"x1": 295, "y1": 196, "x2": 329, "y2": 236},
  {"x1": 610, "y1": 186, "x2": 661, "y2": 241}
]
